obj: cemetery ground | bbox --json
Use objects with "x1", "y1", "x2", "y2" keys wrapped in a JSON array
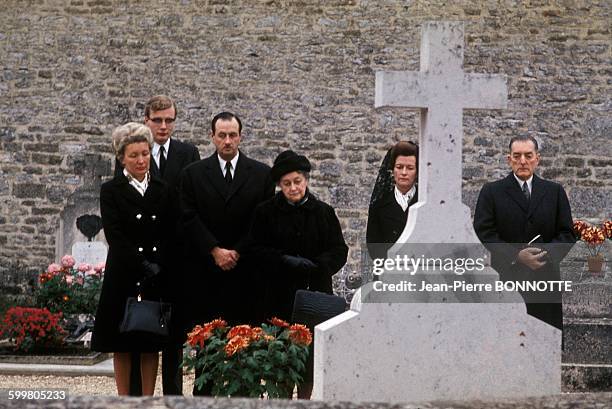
[{"x1": 0, "y1": 363, "x2": 196, "y2": 396}]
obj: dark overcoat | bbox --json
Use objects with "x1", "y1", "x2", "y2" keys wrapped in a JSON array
[
  {"x1": 180, "y1": 151, "x2": 275, "y2": 325},
  {"x1": 474, "y1": 173, "x2": 575, "y2": 329},
  {"x1": 248, "y1": 191, "x2": 349, "y2": 321},
  {"x1": 91, "y1": 174, "x2": 173, "y2": 352},
  {"x1": 366, "y1": 189, "x2": 418, "y2": 260},
  {"x1": 114, "y1": 139, "x2": 200, "y2": 339}
]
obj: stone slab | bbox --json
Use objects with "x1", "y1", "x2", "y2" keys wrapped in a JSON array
[
  {"x1": 313, "y1": 302, "x2": 561, "y2": 402},
  {"x1": 1, "y1": 393, "x2": 611, "y2": 409},
  {"x1": 0, "y1": 351, "x2": 109, "y2": 366},
  {"x1": 562, "y1": 364, "x2": 612, "y2": 392},
  {"x1": 562, "y1": 318, "x2": 612, "y2": 365},
  {"x1": 0, "y1": 357, "x2": 114, "y2": 377},
  {"x1": 71, "y1": 241, "x2": 107, "y2": 266}
]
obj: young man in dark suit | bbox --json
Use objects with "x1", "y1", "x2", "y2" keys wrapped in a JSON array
[
  {"x1": 473, "y1": 135, "x2": 575, "y2": 330},
  {"x1": 118, "y1": 95, "x2": 200, "y2": 396},
  {"x1": 179, "y1": 112, "x2": 275, "y2": 395}
]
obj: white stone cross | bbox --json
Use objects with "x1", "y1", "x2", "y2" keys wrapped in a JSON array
[
  {"x1": 376, "y1": 21, "x2": 507, "y2": 244},
  {"x1": 313, "y1": 22, "x2": 561, "y2": 403}
]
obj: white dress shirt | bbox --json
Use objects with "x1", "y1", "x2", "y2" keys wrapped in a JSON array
[
  {"x1": 394, "y1": 185, "x2": 416, "y2": 212},
  {"x1": 152, "y1": 139, "x2": 170, "y2": 169},
  {"x1": 218, "y1": 152, "x2": 239, "y2": 178}
]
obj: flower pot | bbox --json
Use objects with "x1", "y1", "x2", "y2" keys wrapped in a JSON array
[{"x1": 587, "y1": 254, "x2": 604, "y2": 274}]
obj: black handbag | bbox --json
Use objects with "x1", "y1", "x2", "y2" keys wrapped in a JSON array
[
  {"x1": 291, "y1": 289, "x2": 347, "y2": 329},
  {"x1": 119, "y1": 293, "x2": 172, "y2": 338}
]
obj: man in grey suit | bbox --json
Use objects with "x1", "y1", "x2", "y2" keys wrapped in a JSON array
[
  {"x1": 474, "y1": 135, "x2": 575, "y2": 330},
  {"x1": 119, "y1": 95, "x2": 200, "y2": 396}
]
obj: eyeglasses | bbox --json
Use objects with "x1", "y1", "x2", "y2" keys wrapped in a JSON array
[{"x1": 148, "y1": 117, "x2": 176, "y2": 125}]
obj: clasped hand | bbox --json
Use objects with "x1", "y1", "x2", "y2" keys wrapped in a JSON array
[
  {"x1": 517, "y1": 247, "x2": 548, "y2": 270},
  {"x1": 211, "y1": 247, "x2": 239, "y2": 271}
]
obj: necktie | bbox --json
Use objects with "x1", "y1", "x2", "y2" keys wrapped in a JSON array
[
  {"x1": 522, "y1": 181, "x2": 530, "y2": 201},
  {"x1": 159, "y1": 145, "x2": 166, "y2": 177},
  {"x1": 225, "y1": 162, "x2": 233, "y2": 184}
]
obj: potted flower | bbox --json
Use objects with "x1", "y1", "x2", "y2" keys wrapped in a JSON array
[
  {"x1": 573, "y1": 219, "x2": 610, "y2": 274},
  {"x1": 182, "y1": 317, "x2": 312, "y2": 398}
]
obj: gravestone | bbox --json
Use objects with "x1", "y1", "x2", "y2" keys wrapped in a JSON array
[
  {"x1": 56, "y1": 153, "x2": 110, "y2": 263},
  {"x1": 72, "y1": 214, "x2": 106, "y2": 266},
  {"x1": 313, "y1": 21, "x2": 562, "y2": 402}
]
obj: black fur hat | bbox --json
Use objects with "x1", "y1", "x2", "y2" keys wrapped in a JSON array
[{"x1": 270, "y1": 150, "x2": 311, "y2": 182}]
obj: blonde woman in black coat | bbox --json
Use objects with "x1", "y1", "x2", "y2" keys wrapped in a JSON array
[
  {"x1": 91, "y1": 122, "x2": 172, "y2": 395},
  {"x1": 248, "y1": 150, "x2": 348, "y2": 398}
]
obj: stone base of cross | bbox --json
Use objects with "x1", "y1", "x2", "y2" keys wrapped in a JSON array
[{"x1": 313, "y1": 303, "x2": 561, "y2": 402}]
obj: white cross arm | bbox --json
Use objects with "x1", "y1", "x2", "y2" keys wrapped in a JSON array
[
  {"x1": 459, "y1": 73, "x2": 508, "y2": 110},
  {"x1": 375, "y1": 71, "x2": 507, "y2": 110}
]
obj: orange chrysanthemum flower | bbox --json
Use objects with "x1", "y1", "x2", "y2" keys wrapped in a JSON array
[
  {"x1": 573, "y1": 220, "x2": 589, "y2": 235},
  {"x1": 225, "y1": 335, "x2": 250, "y2": 357},
  {"x1": 603, "y1": 220, "x2": 612, "y2": 239},
  {"x1": 268, "y1": 317, "x2": 290, "y2": 328},
  {"x1": 250, "y1": 327, "x2": 264, "y2": 340},
  {"x1": 582, "y1": 226, "x2": 605, "y2": 246},
  {"x1": 288, "y1": 324, "x2": 312, "y2": 346},
  {"x1": 204, "y1": 318, "x2": 228, "y2": 332},
  {"x1": 187, "y1": 325, "x2": 213, "y2": 348},
  {"x1": 62, "y1": 295, "x2": 69, "y2": 302},
  {"x1": 227, "y1": 325, "x2": 253, "y2": 339}
]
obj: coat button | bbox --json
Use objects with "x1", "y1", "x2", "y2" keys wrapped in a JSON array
[
  {"x1": 151, "y1": 215, "x2": 156, "y2": 220},
  {"x1": 152, "y1": 247, "x2": 157, "y2": 252},
  {"x1": 136, "y1": 214, "x2": 142, "y2": 219},
  {"x1": 138, "y1": 247, "x2": 143, "y2": 252}
]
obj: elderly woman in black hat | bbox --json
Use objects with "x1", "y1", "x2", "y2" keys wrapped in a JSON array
[{"x1": 248, "y1": 150, "x2": 348, "y2": 398}]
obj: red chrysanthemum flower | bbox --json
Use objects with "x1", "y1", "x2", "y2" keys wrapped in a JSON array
[
  {"x1": 603, "y1": 220, "x2": 612, "y2": 239},
  {"x1": 288, "y1": 324, "x2": 312, "y2": 346},
  {"x1": 268, "y1": 317, "x2": 290, "y2": 328},
  {"x1": 187, "y1": 325, "x2": 213, "y2": 348},
  {"x1": 250, "y1": 327, "x2": 263, "y2": 340},
  {"x1": 203, "y1": 318, "x2": 227, "y2": 332},
  {"x1": 225, "y1": 335, "x2": 250, "y2": 357},
  {"x1": 573, "y1": 220, "x2": 589, "y2": 235},
  {"x1": 227, "y1": 325, "x2": 253, "y2": 339},
  {"x1": 582, "y1": 226, "x2": 605, "y2": 246}
]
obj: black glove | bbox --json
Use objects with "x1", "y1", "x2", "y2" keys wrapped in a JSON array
[
  {"x1": 281, "y1": 255, "x2": 317, "y2": 274},
  {"x1": 141, "y1": 260, "x2": 161, "y2": 279}
]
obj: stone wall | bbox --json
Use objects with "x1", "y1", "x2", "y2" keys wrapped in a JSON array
[{"x1": 1, "y1": 0, "x2": 610, "y2": 288}]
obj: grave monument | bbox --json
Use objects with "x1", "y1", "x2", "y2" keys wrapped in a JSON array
[
  {"x1": 56, "y1": 153, "x2": 110, "y2": 265},
  {"x1": 313, "y1": 21, "x2": 562, "y2": 402}
]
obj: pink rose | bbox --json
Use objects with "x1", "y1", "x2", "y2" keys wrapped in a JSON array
[
  {"x1": 65, "y1": 275, "x2": 74, "y2": 285},
  {"x1": 75, "y1": 276, "x2": 84, "y2": 285},
  {"x1": 61, "y1": 255, "x2": 76, "y2": 268},
  {"x1": 47, "y1": 263, "x2": 62, "y2": 274},
  {"x1": 77, "y1": 263, "x2": 92, "y2": 273},
  {"x1": 94, "y1": 262, "x2": 105, "y2": 273}
]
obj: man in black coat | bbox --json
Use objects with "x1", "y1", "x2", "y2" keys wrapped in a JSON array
[
  {"x1": 473, "y1": 135, "x2": 575, "y2": 330},
  {"x1": 116, "y1": 96, "x2": 200, "y2": 396},
  {"x1": 179, "y1": 112, "x2": 274, "y2": 395}
]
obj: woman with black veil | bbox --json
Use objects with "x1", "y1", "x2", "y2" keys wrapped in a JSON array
[{"x1": 366, "y1": 141, "x2": 419, "y2": 262}]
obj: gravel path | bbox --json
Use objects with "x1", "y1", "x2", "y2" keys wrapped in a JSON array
[{"x1": 0, "y1": 371, "x2": 195, "y2": 397}]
